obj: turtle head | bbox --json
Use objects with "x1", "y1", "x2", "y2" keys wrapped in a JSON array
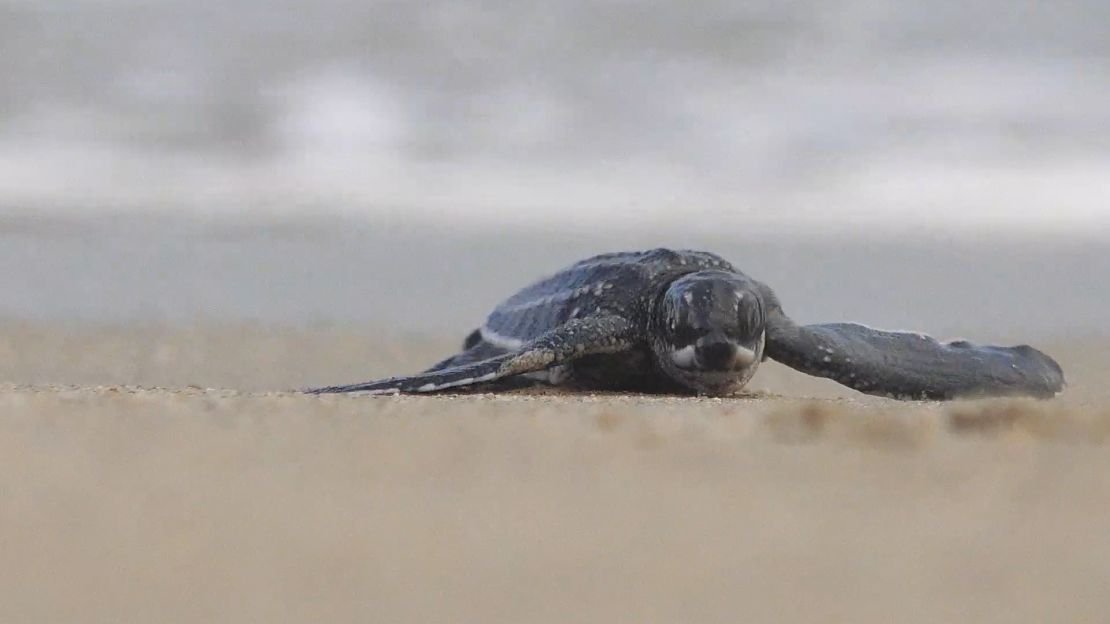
[{"x1": 652, "y1": 271, "x2": 766, "y2": 395}]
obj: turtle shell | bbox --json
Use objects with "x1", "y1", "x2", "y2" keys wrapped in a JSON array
[{"x1": 479, "y1": 248, "x2": 739, "y2": 349}]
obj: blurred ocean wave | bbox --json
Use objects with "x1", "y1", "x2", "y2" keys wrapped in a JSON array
[
  {"x1": 1, "y1": 0, "x2": 1108, "y2": 231},
  {"x1": 1, "y1": 213, "x2": 1108, "y2": 335}
]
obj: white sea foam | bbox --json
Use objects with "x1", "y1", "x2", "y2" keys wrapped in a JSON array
[{"x1": 0, "y1": 1, "x2": 1106, "y2": 234}]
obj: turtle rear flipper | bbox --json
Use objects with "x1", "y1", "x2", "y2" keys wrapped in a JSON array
[
  {"x1": 764, "y1": 315, "x2": 1065, "y2": 400},
  {"x1": 305, "y1": 314, "x2": 636, "y2": 395}
]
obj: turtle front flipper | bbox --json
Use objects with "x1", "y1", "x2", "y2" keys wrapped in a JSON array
[
  {"x1": 304, "y1": 352, "x2": 521, "y2": 395},
  {"x1": 305, "y1": 314, "x2": 637, "y2": 395},
  {"x1": 763, "y1": 314, "x2": 1065, "y2": 400}
]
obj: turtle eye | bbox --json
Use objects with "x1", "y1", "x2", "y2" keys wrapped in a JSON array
[{"x1": 737, "y1": 298, "x2": 764, "y2": 340}]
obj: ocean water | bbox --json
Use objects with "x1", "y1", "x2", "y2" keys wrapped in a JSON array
[{"x1": 1, "y1": 0, "x2": 1108, "y2": 232}]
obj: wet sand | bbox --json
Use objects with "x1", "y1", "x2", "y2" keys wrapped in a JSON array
[{"x1": 2, "y1": 324, "x2": 1110, "y2": 623}]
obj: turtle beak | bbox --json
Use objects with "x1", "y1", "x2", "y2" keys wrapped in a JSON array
[{"x1": 695, "y1": 336, "x2": 755, "y2": 371}]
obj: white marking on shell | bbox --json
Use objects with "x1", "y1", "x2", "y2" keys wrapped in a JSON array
[
  {"x1": 480, "y1": 326, "x2": 525, "y2": 350},
  {"x1": 823, "y1": 355, "x2": 832, "y2": 363},
  {"x1": 355, "y1": 387, "x2": 400, "y2": 396},
  {"x1": 496, "y1": 280, "x2": 617, "y2": 314},
  {"x1": 416, "y1": 371, "x2": 499, "y2": 393},
  {"x1": 683, "y1": 292, "x2": 694, "y2": 304}
]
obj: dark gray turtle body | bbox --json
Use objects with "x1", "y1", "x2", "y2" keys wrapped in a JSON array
[
  {"x1": 308, "y1": 248, "x2": 1065, "y2": 400},
  {"x1": 430, "y1": 248, "x2": 741, "y2": 390}
]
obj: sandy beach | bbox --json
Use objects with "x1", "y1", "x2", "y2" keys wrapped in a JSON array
[{"x1": 3, "y1": 323, "x2": 1109, "y2": 623}]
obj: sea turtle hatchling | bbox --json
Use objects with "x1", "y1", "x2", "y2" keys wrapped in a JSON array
[{"x1": 307, "y1": 248, "x2": 1065, "y2": 400}]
